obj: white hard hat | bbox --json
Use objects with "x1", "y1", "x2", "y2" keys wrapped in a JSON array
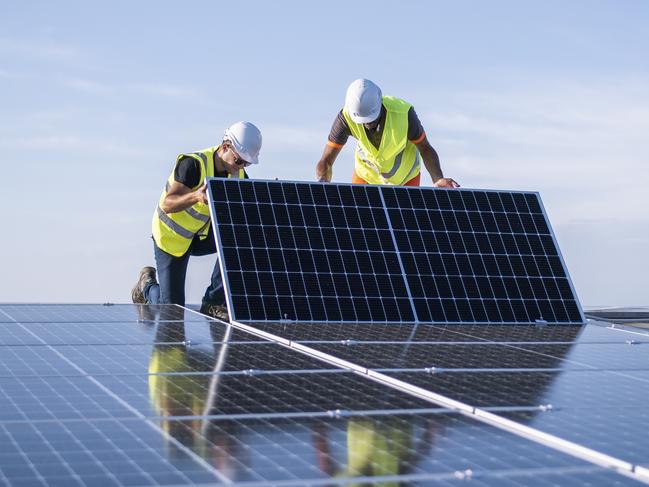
[
  {"x1": 223, "y1": 121, "x2": 262, "y2": 165},
  {"x1": 344, "y1": 78, "x2": 383, "y2": 124}
]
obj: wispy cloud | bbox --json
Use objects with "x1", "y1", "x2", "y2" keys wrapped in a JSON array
[
  {"x1": 58, "y1": 76, "x2": 114, "y2": 95},
  {"x1": 0, "y1": 134, "x2": 148, "y2": 158},
  {"x1": 0, "y1": 38, "x2": 83, "y2": 62},
  {"x1": 55, "y1": 75, "x2": 207, "y2": 102},
  {"x1": 127, "y1": 82, "x2": 204, "y2": 100},
  {"x1": 419, "y1": 77, "x2": 649, "y2": 223},
  {"x1": 0, "y1": 68, "x2": 206, "y2": 103}
]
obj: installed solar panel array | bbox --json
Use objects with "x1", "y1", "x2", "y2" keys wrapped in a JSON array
[
  {"x1": 208, "y1": 179, "x2": 583, "y2": 324},
  {"x1": 1, "y1": 304, "x2": 648, "y2": 486},
  {"x1": 3, "y1": 181, "x2": 645, "y2": 485}
]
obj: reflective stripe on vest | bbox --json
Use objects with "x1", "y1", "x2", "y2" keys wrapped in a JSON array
[
  {"x1": 152, "y1": 146, "x2": 244, "y2": 257},
  {"x1": 343, "y1": 96, "x2": 420, "y2": 185}
]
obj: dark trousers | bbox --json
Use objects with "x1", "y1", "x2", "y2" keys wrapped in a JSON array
[{"x1": 144, "y1": 229, "x2": 225, "y2": 307}]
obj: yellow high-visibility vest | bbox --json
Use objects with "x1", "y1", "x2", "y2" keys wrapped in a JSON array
[
  {"x1": 343, "y1": 96, "x2": 421, "y2": 185},
  {"x1": 343, "y1": 417, "x2": 413, "y2": 485},
  {"x1": 152, "y1": 146, "x2": 244, "y2": 257}
]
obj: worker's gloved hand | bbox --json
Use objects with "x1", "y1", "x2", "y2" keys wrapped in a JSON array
[{"x1": 433, "y1": 178, "x2": 460, "y2": 188}]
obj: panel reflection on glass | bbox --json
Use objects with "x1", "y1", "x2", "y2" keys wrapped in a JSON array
[
  {"x1": 149, "y1": 413, "x2": 594, "y2": 485},
  {"x1": 245, "y1": 322, "x2": 586, "y2": 344},
  {"x1": 1, "y1": 305, "x2": 646, "y2": 486},
  {"x1": 0, "y1": 303, "x2": 205, "y2": 323},
  {"x1": 504, "y1": 408, "x2": 649, "y2": 470},
  {"x1": 309, "y1": 342, "x2": 587, "y2": 371}
]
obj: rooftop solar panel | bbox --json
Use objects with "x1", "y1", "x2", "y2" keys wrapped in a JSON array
[
  {"x1": 0, "y1": 303, "x2": 203, "y2": 323},
  {"x1": 243, "y1": 321, "x2": 594, "y2": 343},
  {"x1": 207, "y1": 179, "x2": 584, "y2": 324},
  {"x1": 1, "y1": 414, "x2": 619, "y2": 487},
  {"x1": 2, "y1": 305, "x2": 648, "y2": 484},
  {"x1": 305, "y1": 342, "x2": 588, "y2": 371},
  {"x1": 0, "y1": 320, "x2": 265, "y2": 346},
  {"x1": 503, "y1": 407, "x2": 649, "y2": 469}
]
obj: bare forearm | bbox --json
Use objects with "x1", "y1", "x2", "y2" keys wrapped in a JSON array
[
  {"x1": 419, "y1": 144, "x2": 443, "y2": 182},
  {"x1": 417, "y1": 138, "x2": 460, "y2": 188},
  {"x1": 162, "y1": 191, "x2": 201, "y2": 213},
  {"x1": 316, "y1": 145, "x2": 341, "y2": 182}
]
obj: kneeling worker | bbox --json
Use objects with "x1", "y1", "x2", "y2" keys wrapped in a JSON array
[
  {"x1": 316, "y1": 78, "x2": 459, "y2": 188},
  {"x1": 132, "y1": 122, "x2": 262, "y2": 320}
]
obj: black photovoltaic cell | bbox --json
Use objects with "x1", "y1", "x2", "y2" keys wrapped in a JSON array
[{"x1": 207, "y1": 179, "x2": 583, "y2": 324}]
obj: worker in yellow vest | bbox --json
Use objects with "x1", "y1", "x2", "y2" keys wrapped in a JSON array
[
  {"x1": 131, "y1": 122, "x2": 262, "y2": 320},
  {"x1": 316, "y1": 79, "x2": 459, "y2": 188}
]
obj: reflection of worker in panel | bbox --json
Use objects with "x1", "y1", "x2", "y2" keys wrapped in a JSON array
[
  {"x1": 131, "y1": 122, "x2": 262, "y2": 320},
  {"x1": 148, "y1": 322, "x2": 211, "y2": 451},
  {"x1": 316, "y1": 79, "x2": 459, "y2": 188},
  {"x1": 148, "y1": 320, "x2": 247, "y2": 478},
  {"x1": 312, "y1": 416, "x2": 439, "y2": 484}
]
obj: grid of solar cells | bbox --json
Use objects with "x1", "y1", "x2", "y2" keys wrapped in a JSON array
[
  {"x1": 0, "y1": 303, "x2": 203, "y2": 322},
  {"x1": 232, "y1": 315, "x2": 649, "y2": 480},
  {"x1": 381, "y1": 185, "x2": 583, "y2": 324},
  {"x1": 209, "y1": 179, "x2": 415, "y2": 322},
  {"x1": 2, "y1": 304, "x2": 648, "y2": 485},
  {"x1": 340, "y1": 321, "x2": 649, "y2": 472},
  {"x1": 0, "y1": 321, "x2": 266, "y2": 346},
  {"x1": 0, "y1": 419, "x2": 225, "y2": 486},
  {"x1": 0, "y1": 343, "x2": 337, "y2": 377},
  {"x1": 207, "y1": 179, "x2": 583, "y2": 324},
  {"x1": 505, "y1": 407, "x2": 649, "y2": 468},
  {"x1": 307, "y1": 342, "x2": 589, "y2": 371},
  {"x1": 244, "y1": 322, "x2": 591, "y2": 343},
  {"x1": 1, "y1": 415, "x2": 616, "y2": 487},
  {"x1": 5, "y1": 304, "x2": 627, "y2": 486}
]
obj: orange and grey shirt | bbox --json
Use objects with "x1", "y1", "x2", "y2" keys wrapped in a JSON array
[{"x1": 326, "y1": 105, "x2": 426, "y2": 150}]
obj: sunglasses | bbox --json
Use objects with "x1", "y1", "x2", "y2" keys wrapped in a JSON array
[{"x1": 228, "y1": 146, "x2": 251, "y2": 167}]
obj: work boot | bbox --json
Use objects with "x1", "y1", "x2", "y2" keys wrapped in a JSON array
[
  {"x1": 131, "y1": 266, "x2": 157, "y2": 304},
  {"x1": 200, "y1": 303, "x2": 230, "y2": 321}
]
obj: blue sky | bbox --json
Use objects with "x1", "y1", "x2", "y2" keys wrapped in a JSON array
[{"x1": 1, "y1": 1, "x2": 647, "y2": 306}]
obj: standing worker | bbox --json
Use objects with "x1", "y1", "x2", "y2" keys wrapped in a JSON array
[
  {"x1": 131, "y1": 122, "x2": 263, "y2": 320},
  {"x1": 316, "y1": 78, "x2": 459, "y2": 188}
]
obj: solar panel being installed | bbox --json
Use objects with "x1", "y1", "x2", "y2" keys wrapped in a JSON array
[{"x1": 207, "y1": 179, "x2": 583, "y2": 324}]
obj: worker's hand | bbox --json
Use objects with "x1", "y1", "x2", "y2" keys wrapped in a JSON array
[
  {"x1": 433, "y1": 177, "x2": 460, "y2": 188},
  {"x1": 195, "y1": 183, "x2": 208, "y2": 204},
  {"x1": 316, "y1": 165, "x2": 332, "y2": 183}
]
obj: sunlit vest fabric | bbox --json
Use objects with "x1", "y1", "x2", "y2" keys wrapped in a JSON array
[
  {"x1": 152, "y1": 146, "x2": 244, "y2": 257},
  {"x1": 343, "y1": 417, "x2": 413, "y2": 485},
  {"x1": 343, "y1": 96, "x2": 420, "y2": 185}
]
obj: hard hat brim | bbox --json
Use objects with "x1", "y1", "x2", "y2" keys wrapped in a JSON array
[
  {"x1": 348, "y1": 105, "x2": 382, "y2": 124},
  {"x1": 243, "y1": 153, "x2": 259, "y2": 165}
]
